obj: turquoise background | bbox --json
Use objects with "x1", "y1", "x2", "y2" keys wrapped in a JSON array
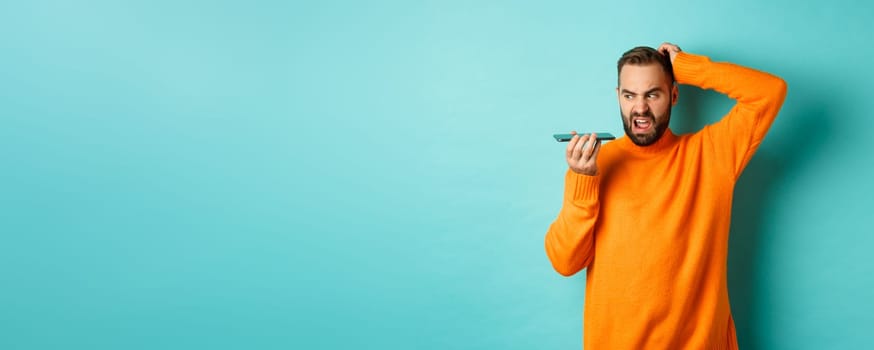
[{"x1": 1, "y1": 1, "x2": 872, "y2": 349}]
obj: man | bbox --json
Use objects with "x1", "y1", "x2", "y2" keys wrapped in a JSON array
[{"x1": 544, "y1": 42, "x2": 787, "y2": 349}]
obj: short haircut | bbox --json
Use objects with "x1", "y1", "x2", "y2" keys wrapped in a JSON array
[{"x1": 617, "y1": 46, "x2": 674, "y2": 85}]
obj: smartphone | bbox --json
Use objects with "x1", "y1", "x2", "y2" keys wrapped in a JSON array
[{"x1": 553, "y1": 132, "x2": 616, "y2": 142}]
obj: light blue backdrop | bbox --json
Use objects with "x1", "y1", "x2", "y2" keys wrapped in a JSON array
[{"x1": 1, "y1": 1, "x2": 872, "y2": 349}]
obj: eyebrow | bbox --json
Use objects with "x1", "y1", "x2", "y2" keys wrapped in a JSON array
[{"x1": 620, "y1": 88, "x2": 664, "y2": 95}]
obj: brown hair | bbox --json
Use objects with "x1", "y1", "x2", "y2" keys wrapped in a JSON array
[{"x1": 617, "y1": 46, "x2": 674, "y2": 84}]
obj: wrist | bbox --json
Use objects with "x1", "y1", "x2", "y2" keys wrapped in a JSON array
[{"x1": 570, "y1": 167, "x2": 597, "y2": 176}]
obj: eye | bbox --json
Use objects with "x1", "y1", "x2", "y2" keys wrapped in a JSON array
[
  {"x1": 623, "y1": 94, "x2": 633, "y2": 100},
  {"x1": 646, "y1": 93, "x2": 658, "y2": 99}
]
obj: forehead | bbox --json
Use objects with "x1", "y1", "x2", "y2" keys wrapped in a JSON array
[{"x1": 618, "y1": 63, "x2": 671, "y2": 90}]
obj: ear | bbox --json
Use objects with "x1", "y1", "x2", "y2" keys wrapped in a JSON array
[{"x1": 671, "y1": 84, "x2": 679, "y2": 106}]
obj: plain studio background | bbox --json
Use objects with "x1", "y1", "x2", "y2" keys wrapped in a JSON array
[{"x1": 1, "y1": 1, "x2": 872, "y2": 349}]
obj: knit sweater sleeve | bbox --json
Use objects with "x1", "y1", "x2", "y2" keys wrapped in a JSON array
[
  {"x1": 544, "y1": 169, "x2": 600, "y2": 276},
  {"x1": 673, "y1": 52, "x2": 788, "y2": 177}
]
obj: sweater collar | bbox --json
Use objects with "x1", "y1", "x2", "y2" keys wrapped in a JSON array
[{"x1": 615, "y1": 128, "x2": 678, "y2": 155}]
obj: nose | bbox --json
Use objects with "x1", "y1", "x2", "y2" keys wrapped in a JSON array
[{"x1": 632, "y1": 98, "x2": 650, "y2": 115}]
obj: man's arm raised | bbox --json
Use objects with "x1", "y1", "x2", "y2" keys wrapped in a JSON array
[{"x1": 662, "y1": 42, "x2": 788, "y2": 177}]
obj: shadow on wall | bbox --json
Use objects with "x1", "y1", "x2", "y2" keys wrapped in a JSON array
[
  {"x1": 729, "y1": 99, "x2": 830, "y2": 350},
  {"x1": 675, "y1": 85, "x2": 830, "y2": 350}
]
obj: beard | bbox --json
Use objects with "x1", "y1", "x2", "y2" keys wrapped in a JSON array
[{"x1": 621, "y1": 107, "x2": 671, "y2": 146}]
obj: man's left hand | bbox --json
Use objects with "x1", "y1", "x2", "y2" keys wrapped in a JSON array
[{"x1": 658, "y1": 42, "x2": 682, "y2": 63}]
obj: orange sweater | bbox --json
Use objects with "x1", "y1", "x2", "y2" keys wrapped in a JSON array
[{"x1": 545, "y1": 52, "x2": 787, "y2": 349}]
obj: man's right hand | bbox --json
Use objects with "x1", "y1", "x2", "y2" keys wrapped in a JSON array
[{"x1": 566, "y1": 131, "x2": 601, "y2": 176}]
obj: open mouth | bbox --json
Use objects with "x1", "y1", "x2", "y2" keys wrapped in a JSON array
[{"x1": 632, "y1": 117, "x2": 653, "y2": 133}]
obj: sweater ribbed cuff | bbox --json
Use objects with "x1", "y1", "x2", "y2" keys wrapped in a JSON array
[
  {"x1": 673, "y1": 52, "x2": 712, "y2": 86},
  {"x1": 565, "y1": 170, "x2": 600, "y2": 202}
]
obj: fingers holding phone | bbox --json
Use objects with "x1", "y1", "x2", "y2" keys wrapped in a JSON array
[{"x1": 566, "y1": 132, "x2": 601, "y2": 176}]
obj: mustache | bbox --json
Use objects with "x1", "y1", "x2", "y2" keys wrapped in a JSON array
[{"x1": 631, "y1": 111, "x2": 655, "y2": 118}]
